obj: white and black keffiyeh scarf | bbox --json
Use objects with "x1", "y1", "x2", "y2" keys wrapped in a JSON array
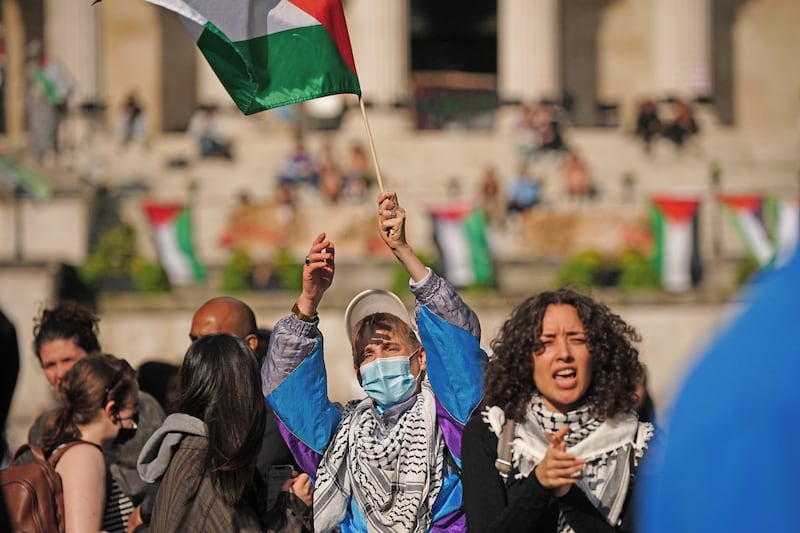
[
  {"x1": 314, "y1": 381, "x2": 445, "y2": 533},
  {"x1": 484, "y1": 395, "x2": 653, "y2": 533}
]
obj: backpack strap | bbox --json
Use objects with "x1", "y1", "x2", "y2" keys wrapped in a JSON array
[
  {"x1": 11, "y1": 442, "x2": 46, "y2": 464},
  {"x1": 48, "y1": 441, "x2": 84, "y2": 467},
  {"x1": 494, "y1": 419, "x2": 515, "y2": 483}
]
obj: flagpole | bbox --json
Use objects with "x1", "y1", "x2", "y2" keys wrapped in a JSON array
[{"x1": 358, "y1": 97, "x2": 385, "y2": 192}]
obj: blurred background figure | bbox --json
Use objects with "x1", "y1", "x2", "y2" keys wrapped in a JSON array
[
  {"x1": 278, "y1": 138, "x2": 318, "y2": 188},
  {"x1": 317, "y1": 142, "x2": 344, "y2": 203},
  {"x1": 507, "y1": 163, "x2": 542, "y2": 213},
  {"x1": 342, "y1": 142, "x2": 374, "y2": 200},
  {"x1": 136, "y1": 361, "x2": 180, "y2": 415},
  {"x1": 25, "y1": 40, "x2": 71, "y2": 163},
  {"x1": 634, "y1": 98, "x2": 662, "y2": 154},
  {"x1": 560, "y1": 149, "x2": 598, "y2": 201},
  {"x1": 512, "y1": 103, "x2": 538, "y2": 163},
  {"x1": 633, "y1": 365, "x2": 656, "y2": 425},
  {"x1": 477, "y1": 166, "x2": 506, "y2": 256},
  {"x1": 662, "y1": 99, "x2": 699, "y2": 150},
  {"x1": 529, "y1": 104, "x2": 566, "y2": 158},
  {"x1": 187, "y1": 103, "x2": 233, "y2": 160},
  {"x1": 117, "y1": 92, "x2": 149, "y2": 148}
]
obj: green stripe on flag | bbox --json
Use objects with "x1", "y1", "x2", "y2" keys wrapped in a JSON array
[
  {"x1": 199, "y1": 23, "x2": 360, "y2": 115},
  {"x1": 650, "y1": 206, "x2": 665, "y2": 280},
  {"x1": 175, "y1": 209, "x2": 206, "y2": 282},
  {"x1": 463, "y1": 210, "x2": 494, "y2": 287}
]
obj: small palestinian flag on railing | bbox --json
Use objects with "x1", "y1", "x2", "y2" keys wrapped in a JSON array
[{"x1": 650, "y1": 196, "x2": 703, "y2": 292}]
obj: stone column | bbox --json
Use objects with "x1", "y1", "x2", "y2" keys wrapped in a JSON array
[
  {"x1": 2, "y1": 0, "x2": 25, "y2": 144},
  {"x1": 653, "y1": 0, "x2": 712, "y2": 98},
  {"x1": 498, "y1": 0, "x2": 560, "y2": 103},
  {"x1": 346, "y1": 0, "x2": 409, "y2": 107},
  {"x1": 44, "y1": 0, "x2": 100, "y2": 104}
]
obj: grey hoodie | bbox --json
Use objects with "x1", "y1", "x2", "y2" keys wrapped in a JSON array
[{"x1": 137, "y1": 413, "x2": 206, "y2": 483}]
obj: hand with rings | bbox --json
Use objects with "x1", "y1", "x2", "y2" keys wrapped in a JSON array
[
  {"x1": 297, "y1": 232, "x2": 335, "y2": 317},
  {"x1": 377, "y1": 191, "x2": 405, "y2": 246}
]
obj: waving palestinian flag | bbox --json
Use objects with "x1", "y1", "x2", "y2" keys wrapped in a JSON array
[{"x1": 142, "y1": 0, "x2": 361, "y2": 114}]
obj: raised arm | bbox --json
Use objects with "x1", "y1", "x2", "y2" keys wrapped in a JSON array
[
  {"x1": 377, "y1": 192, "x2": 484, "y2": 450},
  {"x1": 263, "y1": 233, "x2": 339, "y2": 476}
]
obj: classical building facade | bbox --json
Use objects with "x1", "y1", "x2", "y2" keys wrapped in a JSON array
[{"x1": 2, "y1": 0, "x2": 799, "y2": 136}]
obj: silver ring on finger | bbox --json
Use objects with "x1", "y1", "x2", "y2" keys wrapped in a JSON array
[{"x1": 304, "y1": 255, "x2": 311, "y2": 266}]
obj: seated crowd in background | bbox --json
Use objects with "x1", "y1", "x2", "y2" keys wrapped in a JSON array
[
  {"x1": 276, "y1": 138, "x2": 376, "y2": 204},
  {"x1": 635, "y1": 97, "x2": 700, "y2": 152}
]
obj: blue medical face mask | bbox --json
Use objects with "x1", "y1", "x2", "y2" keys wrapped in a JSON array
[{"x1": 359, "y1": 348, "x2": 421, "y2": 407}]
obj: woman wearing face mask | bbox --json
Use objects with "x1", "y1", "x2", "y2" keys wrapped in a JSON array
[
  {"x1": 41, "y1": 353, "x2": 139, "y2": 533},
  {"x1": 264, "y1": 191, "x2": 486, "y2": 532},
  {"x1": 461, "y1": 289, "x2": 654, "y2": 532}
]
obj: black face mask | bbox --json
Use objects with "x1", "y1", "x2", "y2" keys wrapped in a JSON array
[{"x1": 113, "y1": 411, "x2": 139, "y2": 446}]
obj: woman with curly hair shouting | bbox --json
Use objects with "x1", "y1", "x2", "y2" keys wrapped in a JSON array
[{"x1": 462, "y1": 289, "x2": 654, "y2": 532}]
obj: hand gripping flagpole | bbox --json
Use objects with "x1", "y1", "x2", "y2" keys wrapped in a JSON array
[{"x1": 358, "y1": 96, "x2": 385, "y2": 193}]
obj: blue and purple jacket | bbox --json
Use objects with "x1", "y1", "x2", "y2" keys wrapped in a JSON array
[{"x1": 262, "y1": 269, "x2": 485, "y2": 532}]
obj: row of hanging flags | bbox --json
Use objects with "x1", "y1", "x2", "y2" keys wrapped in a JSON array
[{"x1": 651, "y1": 194, "x2": 800, "y2": 292}]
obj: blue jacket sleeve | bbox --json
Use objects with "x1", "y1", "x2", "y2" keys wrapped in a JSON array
[
  {"x1": 410, "y1": 270, "x2": 485, "y2": 433},
  {"x1": 262, "y1": 315, "x2": 341, "y2": 463}
]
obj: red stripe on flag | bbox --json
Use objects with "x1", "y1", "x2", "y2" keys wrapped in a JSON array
[
  {"x1": 144, "y1": 202, "x2": 182, "y2": 227},
  {"x1": 718, "y1": 195, "x2": 763, "y2": 213},
  {"x1": 652, "y1": 197, "x2": 700, "y2": 223},
  {"x1": 289, "y1": 0, "x2": 358, "y2": 76},
  {"x1": 428, "y1": 201, "x2": 474, "y2": 221}
]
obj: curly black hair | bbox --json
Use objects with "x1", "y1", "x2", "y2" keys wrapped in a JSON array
[{"x1": 484, "y1": 288, "x2": 643, "y2": 421}]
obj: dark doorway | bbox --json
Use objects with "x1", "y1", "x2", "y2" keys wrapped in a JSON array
[
  {"x1": 409, "y1": 2, "x2": 498, "y2": 130},
  {"x1": 410, "y1": 1, "x2": 497, "y2": 74},
  {"x1": 711, "y1": 0, "x2": 750, "y2": 125},
  {"x1": 560, "y1": 0, "x2": 614, "y2": 127}
]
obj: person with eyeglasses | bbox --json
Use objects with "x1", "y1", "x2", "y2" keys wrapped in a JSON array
[
  {"x1": 25, "y1": 301, "x2": 166, "y2": 528},
  {"x1": 41, "y1": 353, "x2": 140, "y2": 533}
]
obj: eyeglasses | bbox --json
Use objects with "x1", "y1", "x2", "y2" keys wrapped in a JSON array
[{"x1": 115, "y1": 411, "x2": 139, "y2": 429}]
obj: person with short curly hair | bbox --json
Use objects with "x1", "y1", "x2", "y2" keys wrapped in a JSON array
[
  {"x1": 32, "y1": 301, "x2": 101, "y2": 389},
  {"x1": 462, "y1": 288, "x2": 654, "y2": 532}
]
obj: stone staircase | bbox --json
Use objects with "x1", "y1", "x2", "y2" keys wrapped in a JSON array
[{"x1": 25, "y1": 104, "x2": 799, "y2": 292}]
